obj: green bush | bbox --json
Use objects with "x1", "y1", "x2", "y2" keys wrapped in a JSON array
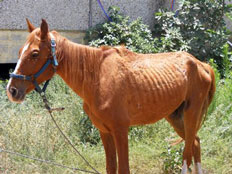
[
  {"x1": 154, "y1": 0, "x2": 232, "y2": 74},
  {"x1": 161, "y1": 144, "x2": 183, "y2": 174},
  {"x1": 86, "y1": 6, "x2": 158, "y2": 53},
  {"x1": 221, "y1": 43, "x2": 232, "y2": 76},
  {"x1": 76, "y1": 116, "x2": 100, "y2": 145}
]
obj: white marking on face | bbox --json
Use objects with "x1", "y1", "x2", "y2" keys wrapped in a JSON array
[
  {"x1": 13, "y1": 43, "x2": 29, "y2": 74},
  {"x1": 49, "y1": 32, "x2": 54, "y2": 38},
  {"x1": 181, "y1": 160, "x2": 188, "y2": 174},
  {"x1": 7, "y1": 43, "x2": 29, "y2": 91}
]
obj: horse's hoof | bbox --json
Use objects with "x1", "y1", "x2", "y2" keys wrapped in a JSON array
[
  {"x1": 181, "y1": 160, "x2": 188, "y2": 174},
  {"x1": 193, "y1": 163, "x2": 203, "y2": 174}
]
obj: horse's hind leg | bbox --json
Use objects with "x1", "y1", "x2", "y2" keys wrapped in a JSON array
[
  {"x1": 181, "y1": 103, "x2": 203, "y2": 174},
  {"x1": 166, "y1": 102, "x2": 203, "y2": 174},
  {"x1": 166, "y1": 101, "x2": 186, "y2": 140},
  {"x1": 192, "y1": 136, "x2": 202, "y2": 174}
]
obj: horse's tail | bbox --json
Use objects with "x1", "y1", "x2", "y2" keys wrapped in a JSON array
[
  {"x1": 207, "y1": 66, "x2": 216, "y2": 106},
  {"x1": 171, "y1": 138, "x2": 184, "y2": 146},
  {"x1": 198, "y1": 64, "x2": 216, "y2": 130}
]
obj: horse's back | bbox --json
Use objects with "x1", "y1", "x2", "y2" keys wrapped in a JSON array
[{"x1": 124, "y1": 51, "x2": 193, "y2": 99}]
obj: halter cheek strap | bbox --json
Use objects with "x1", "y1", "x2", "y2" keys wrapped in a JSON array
[{"x1": 10, "y1": 33, "x2": 58, "y2": 94}]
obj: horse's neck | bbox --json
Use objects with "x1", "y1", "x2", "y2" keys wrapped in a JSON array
[{"x1": 55, "y1": 36, "x2": 102, "y2": 98}]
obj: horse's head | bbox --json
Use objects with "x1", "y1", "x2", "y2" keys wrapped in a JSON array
[{"x1": 7, "y1": 19, "x2": 57, "y2": 103}]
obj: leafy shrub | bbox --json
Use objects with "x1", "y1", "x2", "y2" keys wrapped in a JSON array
[
  {"x1": 154, "y1": 0, "x2": 232, "y2": 74},
  {"x1": 161, "y1": 144, "x2": 183, "y2": 174},
  {"x1": 86, "y1": 6, "x2": 157, "y2": 53},
  {"x1": 221, "y1": 43, "x2": 232, "y2": 76},
  {"x1": 76, "y1": 116, "x2": 100, "y2": 145}
]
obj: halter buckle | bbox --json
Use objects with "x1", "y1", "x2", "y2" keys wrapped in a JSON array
[{"x1": 51, "y1": 39, "x2": 56, "y2": 47}]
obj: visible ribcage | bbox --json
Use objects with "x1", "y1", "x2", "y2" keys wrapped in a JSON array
[{"x1": 127, "y1": 61, "x2": 186, "y2": 106}]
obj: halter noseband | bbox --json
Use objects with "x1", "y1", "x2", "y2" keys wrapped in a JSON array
[{"x1": 10, "y1": 33, "x2": 58, "y2": 94}]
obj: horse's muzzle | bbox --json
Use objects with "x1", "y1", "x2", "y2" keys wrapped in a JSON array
[{"x1": 7, "y1": 85, "x2": 26, "y2": 103}]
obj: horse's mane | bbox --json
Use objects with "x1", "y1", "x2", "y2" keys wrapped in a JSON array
[
  {"x1": 51, "y1": 31, "x2": 138, "y2": 90},
  {"x1": 54, "y1": 31, "x2": 104, "y2": 87}
]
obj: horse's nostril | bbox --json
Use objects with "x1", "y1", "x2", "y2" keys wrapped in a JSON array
[{"x1": 9, "y1": 87, "x2": 18, "y2": 97}]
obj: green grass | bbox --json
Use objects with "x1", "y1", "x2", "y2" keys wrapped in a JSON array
[{"x1": 0, "y1": 71, "x2": 232, "y2": 174}]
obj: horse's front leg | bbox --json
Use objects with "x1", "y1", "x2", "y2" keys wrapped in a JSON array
[
  {"x1": 112, "y1": 128, "x2": 130, "y2": 174},
  {"x1": 100, "y1": 131, "x2": 117, "y2": 174},
  {"x1": 83, "y1": 103, "x2": 118, "y2": 173}
]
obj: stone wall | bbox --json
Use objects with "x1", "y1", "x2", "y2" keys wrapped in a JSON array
[
  {"x1": 0, "y1": 0, "x2": 230, "y2": 32},
  {"x1": 225, "y1": 0, "x2": 232, "y2": 31},
  {"x1": 0, "y1": 30, "x2": 85, "y2": 63},
  {"x1": 0, "y1": 0, "x2": 171, "y2": 31}
]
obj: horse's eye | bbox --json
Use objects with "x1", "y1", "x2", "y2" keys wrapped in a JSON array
[{"x1": 32, "y1": 51, "x2": 39, "y2": 58}]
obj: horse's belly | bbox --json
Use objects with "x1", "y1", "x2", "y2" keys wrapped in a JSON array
[
  {"x1": 128, "y1": 100, "x2": 181, "y2": 125},
  {"x1": 127, "y1": 84, "x2": 187, "y2": 126}
]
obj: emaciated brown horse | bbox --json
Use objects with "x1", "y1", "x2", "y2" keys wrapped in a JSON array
[{"x1": 7, "y1": 19, "x2": 215, "y2": 174}]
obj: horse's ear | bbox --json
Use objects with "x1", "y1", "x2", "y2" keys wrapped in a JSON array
[
  {"x1": 26, "y1": 18, "x2": 35, "y2": 33},
  {"x1": 40, "y1": 19, "x2": 49, "y2": 40}
]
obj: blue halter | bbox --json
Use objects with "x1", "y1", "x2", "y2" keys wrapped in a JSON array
[{"x1": 10, "y1": 35, "x2": 58, "y2": 94}]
